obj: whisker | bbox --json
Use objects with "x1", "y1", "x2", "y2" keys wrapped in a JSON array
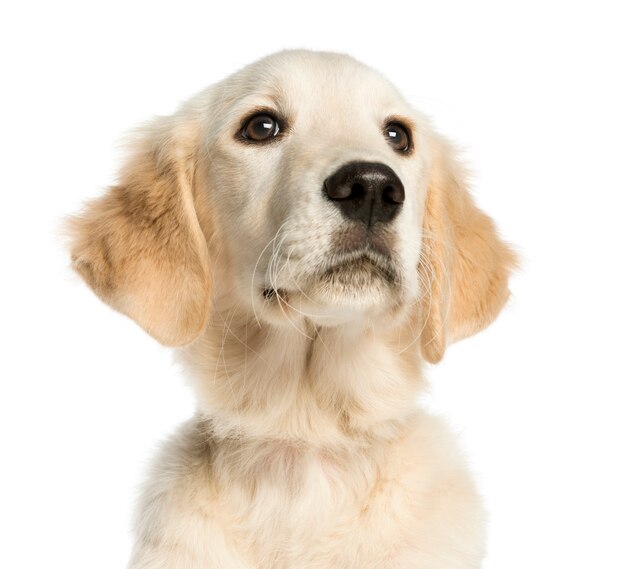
[{"x1": 250, "y1": 221, "x2": 291, "y2": 327}]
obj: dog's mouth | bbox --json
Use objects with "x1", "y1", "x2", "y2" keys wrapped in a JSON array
[
  {"x1": 319, "y1": 250, "x2": 398, "y2": 288},
  {"x1": 261, "y1": 249, "x2": 398, "y2": 306},
  {"x1": 260, "y1": 224, "x2": 400, "y2": 308},
  {"x1": 262, "y1": 287, "x2": 281, "y2": 300},
  {"x1": 319, "y1": 225, "x2": 399, "y2": 291}
]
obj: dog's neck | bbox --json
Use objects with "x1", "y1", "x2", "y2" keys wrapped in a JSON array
[{"x1": 181, "y1": 296, "x2": 424, "y2": 448}]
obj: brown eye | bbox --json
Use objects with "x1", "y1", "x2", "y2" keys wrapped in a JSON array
[
  {"x1": 384, "y1": 122, "x2": 411, "y2": 152},
  {"x1": 241, "y1": 114, "x2": 280, "y2": 142}
]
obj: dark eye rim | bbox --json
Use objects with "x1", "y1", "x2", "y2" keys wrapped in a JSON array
[
  {"x1": 383, "y1": 118, "x2": 414, "y2": 155},
  {"x1": 236, "y1": 108, "x2": 288, "y2": 145}
]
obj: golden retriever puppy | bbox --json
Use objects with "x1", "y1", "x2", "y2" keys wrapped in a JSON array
[{"x1": 69, "y1": 50, "x2": 515, "y2": 568}]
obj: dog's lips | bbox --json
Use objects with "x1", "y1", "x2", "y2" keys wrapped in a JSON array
[
  {"x1": 262, "y1": 287, "x2": 290, "y2": 303},
  {"x1": 321, "y1": 252, "x2": 398, "y2": 286},
  {"x1": 260, "y1": 247, "x2": 399, "y2": 307},
  {"x1": 262, "y1": 288, "x2": 277, "y2": 300}
]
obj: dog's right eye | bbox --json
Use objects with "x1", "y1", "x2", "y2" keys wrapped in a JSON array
[{"x1": 241, "y1": 114, "x2": 280, "y2": 142}]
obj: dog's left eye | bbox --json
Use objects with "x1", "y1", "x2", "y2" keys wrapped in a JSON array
[
  {"x1": 384, "y1": 122, "x2": 411, "y2": 153},
  {"x1": 241, "y1": 114, "x2": 280, "y2": 142}
]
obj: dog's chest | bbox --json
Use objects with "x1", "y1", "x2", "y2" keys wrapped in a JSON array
[
  {"x1": 233, "y1": 442, "x2": 366, "y2": 519},
  {"x1": 221, "y1": 440, "x2": 414, "y2": 567},
  {"x1": 221, "y1": 447, "x2": 325, "y2": 556}
]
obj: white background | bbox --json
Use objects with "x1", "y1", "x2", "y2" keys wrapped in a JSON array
[{"x1": 1, "y1": 1, "x2": 625, "y2": 568}]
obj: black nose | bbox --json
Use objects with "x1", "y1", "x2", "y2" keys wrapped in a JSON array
[{"x1": 323, "y1": 161, "x2": 405, "y2": 227}]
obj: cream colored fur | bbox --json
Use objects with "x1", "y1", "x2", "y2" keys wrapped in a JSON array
[{"x1": 69, "y1": 50, "x2": 515, "y2": 568}]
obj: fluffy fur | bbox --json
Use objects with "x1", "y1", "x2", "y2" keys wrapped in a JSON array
[{"x1": 69, "y1": 50, "x2": 515, "y2": 568}]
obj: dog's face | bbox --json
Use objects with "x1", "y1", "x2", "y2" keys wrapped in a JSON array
[
  {"x1": 69, "y1": 50, "x2": 515, "y2": 363},
  {"x1": 206, "y1": 52, "x2": 426, "y2": 326}
]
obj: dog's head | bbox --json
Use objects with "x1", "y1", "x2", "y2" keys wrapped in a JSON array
[{"x1": 69, "y1": 50, "x2": 515, "y2": 363}]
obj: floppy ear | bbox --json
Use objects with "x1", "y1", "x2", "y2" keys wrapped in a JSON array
[
  {"x1": 418, "y1": 135, "x2": 516, "y2": 364},
  {"x1": 68, "y1": 116, "x2": 212, "y2": 346}
]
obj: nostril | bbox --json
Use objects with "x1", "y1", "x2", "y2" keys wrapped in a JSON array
[
  {"x1": 351, "y1": 183, "x2": 365, "y2": 199},
  {"x1": 382, "y1": 185, "x2": 405, "y2": 205},
  {"x1": 324, "y1": 180, "x2": 368, "y2": 201},
  {"x1": 325, "y1": 179, "x2": 351, "y2": 200},
  {"x1": 382, "y1": 186, "x2": 394, "y2": 204}
]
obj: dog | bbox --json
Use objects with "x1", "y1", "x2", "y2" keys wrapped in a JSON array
[{"x1": 68, "y1": 50, "x2": 515, "y2": 568}]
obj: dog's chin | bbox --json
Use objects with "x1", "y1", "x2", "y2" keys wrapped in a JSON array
[{"x1": 261, "y1": 254, "x2": 402, "y2": 327}]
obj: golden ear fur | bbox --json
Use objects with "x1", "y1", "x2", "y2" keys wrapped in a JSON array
[
  {"x1": 418, "y1": 135, "x2": 517, "y2": 364},
  {"x1": 68, "y1": 117, "x2": 211, "y2": 346}
]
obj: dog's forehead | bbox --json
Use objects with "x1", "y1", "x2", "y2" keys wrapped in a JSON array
[{"x1": 222, "y1": 50, "x2": 410, "y2": 122}]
